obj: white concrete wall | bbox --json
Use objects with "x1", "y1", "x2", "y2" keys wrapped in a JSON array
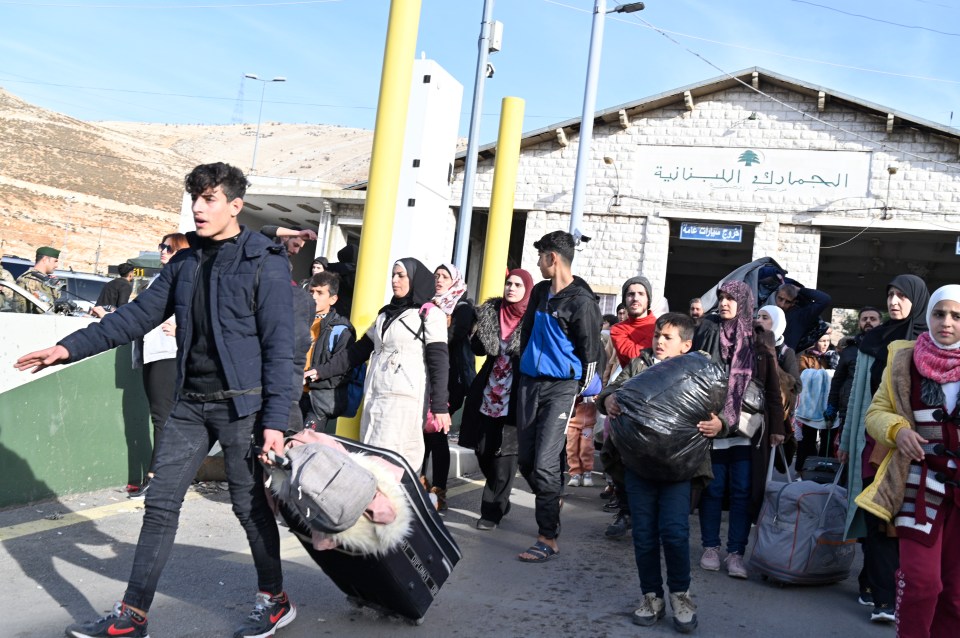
[{"x1": 453, "y1": 83, "x2": 960, "y2": 303}]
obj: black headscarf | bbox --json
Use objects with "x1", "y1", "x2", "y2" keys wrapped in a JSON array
[
  {"x1": 379, "y1": 257, "x2": 435, "y2": 332},
  {"x1": 859, "y1": 273, "x2": 930, "y2": 391}
]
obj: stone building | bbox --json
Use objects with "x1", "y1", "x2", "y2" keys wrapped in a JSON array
[{"x1": 452, "y1": 67, "x2": 960, "y2": 314}]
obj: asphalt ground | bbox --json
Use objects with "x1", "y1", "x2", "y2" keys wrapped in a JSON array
[{"x1": 2, "y1": 472, "x2": 892, "y2": 638}]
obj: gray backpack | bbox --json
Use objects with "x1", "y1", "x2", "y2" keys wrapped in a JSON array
[
  {"x1": 747, "y1": 448, "x2": 856, "y2": 584},
  {"x1": 277, "y1": 443, "x2": 378, "y2": 534}
]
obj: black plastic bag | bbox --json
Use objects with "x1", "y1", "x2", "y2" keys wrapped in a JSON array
[{"x1": 610, "y1": 352, "x2": 728, "y2": 482}]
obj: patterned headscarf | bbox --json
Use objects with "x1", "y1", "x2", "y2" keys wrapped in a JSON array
[
  {"x1": 432, "y1": 263, "x2": 469, "y2": 316},
  {"x1": 719, "y1": 280, "x2": 756, "y2": 428}
]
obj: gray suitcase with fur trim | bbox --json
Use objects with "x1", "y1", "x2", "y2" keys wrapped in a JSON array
[{"x1": 273, "y1": 435, "x2": 461, "y2": 623}]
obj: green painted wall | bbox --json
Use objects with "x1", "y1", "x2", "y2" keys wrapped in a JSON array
[{"x1": 0, "y1": 345, "x2": 151, "y2": 509}]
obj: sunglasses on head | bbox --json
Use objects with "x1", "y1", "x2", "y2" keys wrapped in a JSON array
[{"x1": 158, "y1": 243, "x2": 173, "y2": 253}]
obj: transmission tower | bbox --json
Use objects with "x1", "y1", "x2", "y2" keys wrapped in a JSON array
[{"x1": 231, "y1": 75, "x2": 245, "y2": 124}]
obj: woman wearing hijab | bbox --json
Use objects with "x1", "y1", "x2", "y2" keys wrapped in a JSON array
[
  {"x1": 314, "y1": 258, "x2": 450, "y2": 470},
  {"x1": 693, "y1": 281, "x2": 784, "y2": 579},
  {"x1": 421, "y1": 263, "x2": 476, "y2": 509},
  {"x1": 129, "y1": 232, "x2": 190, "y2": 499},
  {"x1": 858, "y1": 285, "x2": 960, "y2": 637},
  {"x1": 459, "y1": 269, "x2": 533, "y2": 530},
  {"x1": 757, "y1": 304, "x2": 801, "y2": 464},
  {"x1": 839, "y1": 274, "x2": 930, "y2": 623}
]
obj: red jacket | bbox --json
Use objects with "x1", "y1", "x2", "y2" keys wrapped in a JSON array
[{"x1": 610, "y1": 314, "x2": 657, "y2": 367}]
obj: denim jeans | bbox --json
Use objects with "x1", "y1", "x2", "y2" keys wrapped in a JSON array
[
  {"x1": 122, "y1": 399, "x2": 282, "y2": 611},
  {"x1": 699, "y1": 445, "x2": 752, "y2": 555},
  {"x1": 625, "y1": 468, "x2": 692, "y2": 596}
]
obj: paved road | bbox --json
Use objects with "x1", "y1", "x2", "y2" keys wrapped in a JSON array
[{"x1": 2, "y1": 474, "x2": 892, "y2": 638}]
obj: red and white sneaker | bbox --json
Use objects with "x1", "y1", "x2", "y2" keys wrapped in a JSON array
[
  {"x1": 233, "y1": 591, "x2": 296, "y2": 638},
  {"x1": 66, "y1": 602, "x2": 149, "y2": 638}
]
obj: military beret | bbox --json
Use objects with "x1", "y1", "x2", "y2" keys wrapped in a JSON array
[{"x1": 36, "y1": 246, "x2": 61, "y2": 259}]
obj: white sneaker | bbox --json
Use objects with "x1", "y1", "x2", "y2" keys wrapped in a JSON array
[
  {"x1": 632, "y1": 593, "x2": 665, "y2": 626},
  {"x1": 670, "y1": 591, "x2": 698, "y2": 633},
  {"x1": 567, "y1": 474, "x2": 582, "y2": 487},
  {"x1": 582, "y1": 472, "x2": 594, "y2": 487}
]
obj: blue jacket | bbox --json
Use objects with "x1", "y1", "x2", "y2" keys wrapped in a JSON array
[
  {"x1": 519, "y1": 277, "x2": 602, "y2": 386},
  {"x1": 59, "y1": 227, "x2": 295, "y2": 431}
]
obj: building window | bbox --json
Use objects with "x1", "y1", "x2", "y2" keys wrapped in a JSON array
[{"x1": 598, "y1": 293, "x2": 619, "y2": 316}]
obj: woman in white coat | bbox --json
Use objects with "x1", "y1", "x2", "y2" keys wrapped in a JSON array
[{"x1": 315, "y1": 257, "x2": 450, "y2": 471}]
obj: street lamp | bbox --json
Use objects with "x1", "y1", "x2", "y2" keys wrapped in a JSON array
[
  {"x1": 603, "y1": 156, "x2": 621, "y2": 206},
  {"x1": 452, "y1": 0, "x2": 500, "y2": 272},
  {"x1": 569, "y1": 1, "x2": 643, "y2": 237},
  {"x1": 244, "y1": 73, "x2": 286, "y2": 175}
]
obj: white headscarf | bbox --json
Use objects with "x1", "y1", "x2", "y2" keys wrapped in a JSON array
[
  {"x1": 926, "y1": 284, "x2": 960, "y2": 351},
  {"x1": 759, "y1": 304, "x2": 787, "y2": 346}
]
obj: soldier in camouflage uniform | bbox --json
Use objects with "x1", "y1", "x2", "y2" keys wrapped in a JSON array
[{"x1": 16, "y1": 246, "x2": 63, "y2": 312}]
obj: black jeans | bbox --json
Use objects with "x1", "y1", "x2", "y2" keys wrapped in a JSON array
[
  {"x1": 422, "y1": 431, "x2": 450, "y2": 490},
  {"x1": 474, "y1": 414, "x2": 518, "y2": 523},
  {"x1": 122, "y1": 399, "x2": 282, "y2": 611},
  {"x1": 517, "y1": 377, "x2": 579, "y2": 540},
  {"x1": 142, "y1": 358, "x2": 177, "y2": 476}
]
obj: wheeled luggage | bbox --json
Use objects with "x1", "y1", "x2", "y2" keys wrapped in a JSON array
[
  {"x1": 272, "y1": 435, "x2": 461, "y2": 623},
  {"x1": 800, "y1": 456, "x2": 844, "y2": 484},
  {"x1": 748, "y1": 448, "x2": 855, "y2": 585}
]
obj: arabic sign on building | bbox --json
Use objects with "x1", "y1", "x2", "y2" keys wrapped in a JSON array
[
  {"x1": 635, "y1": 146, "x2": 872, "y2": 199},
  {"x1": 679, "y1": 222, "x2": 743, "y2": 243}
]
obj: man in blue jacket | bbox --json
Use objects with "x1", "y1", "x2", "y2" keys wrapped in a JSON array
[
  {"x1": 516, "y1": 230, "x2": 602, "y2": 563},
  {"x1": 16, "y1": 163, "x2": 297, "y2": 638}
]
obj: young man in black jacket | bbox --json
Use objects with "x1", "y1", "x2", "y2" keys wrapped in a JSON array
[
  {"x1": 516, "y1": 230, "x2": 602, "y2": 563},
  {"x1": 16, "y1": 163, "x2": 297, "y2": 638}
]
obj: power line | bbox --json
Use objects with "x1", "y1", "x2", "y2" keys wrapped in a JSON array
[
  {"x1": 544, "y1": 0, "x2": 960, "y2": 86},
  {"x1": 630, "y1": 15, "x2": 960, "y2": 174},
  {"x1": 0, "y1": 0, "x2": 340, "y2": 7},
  {"x1": 789, "y1": 0, "x2": 960, "y2": 37}
]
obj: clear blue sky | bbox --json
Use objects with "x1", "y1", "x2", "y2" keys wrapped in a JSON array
[{"x1": 1, "y1": 0, "x2": 958, "y2": 144}]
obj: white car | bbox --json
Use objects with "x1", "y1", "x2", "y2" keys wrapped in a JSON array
[{"x1": 0, "y1": 279, "x2": 53, "y2": 314}]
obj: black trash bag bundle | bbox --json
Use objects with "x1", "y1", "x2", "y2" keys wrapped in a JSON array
[{"x1": 610, "y1": 352, "x2": 728, "y2": 482}]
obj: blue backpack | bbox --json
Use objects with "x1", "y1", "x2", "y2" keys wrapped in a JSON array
[{"x1": 328, "y1": 324, "x2": 365, "y2": 418}]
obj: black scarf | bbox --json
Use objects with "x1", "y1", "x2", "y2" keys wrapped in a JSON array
[
  {"x1": 859, "y1": 273, "x2": 930, "y2": 391},
  {"x1": 379, "y1": 257, "x2": 435, "y2": 333}
]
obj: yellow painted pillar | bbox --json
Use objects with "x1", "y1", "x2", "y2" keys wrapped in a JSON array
[
  {"x1": 336, "y1": 0, "x2": 421, "y2": 439},
  {"x1": 477, "y1": 97, "x2": 526, "y2": 306}
]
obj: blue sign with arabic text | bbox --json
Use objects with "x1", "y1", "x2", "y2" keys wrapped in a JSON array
[{"x1": 679, "y1": 222, "x2": 743, "y2": 243}]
